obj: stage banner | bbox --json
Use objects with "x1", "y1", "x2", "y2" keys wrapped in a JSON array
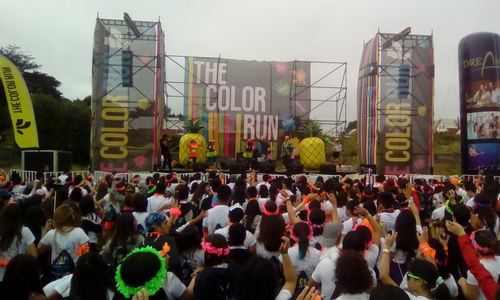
[
  {"x1": 91, "y1": 18, "x2": 165, "y2": 172},
  {"x1": 184, "y1": 57, "x2": 311, "y2": 158},
  {"x1": 459, "y1": 32, "x2": 500, "y2": 174},
  {"x1": 357, "y1": 34, "x2": 379, "y2": 167},
  {"x1": 0, "y1": 55, "x2": 39, "y2": 149},
  {"x1": 378, "y1": 33, "x2": 434, "y2": 175}
]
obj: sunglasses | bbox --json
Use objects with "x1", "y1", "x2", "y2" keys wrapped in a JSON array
[{"x1": 407, "y1": 273, "x2": 428, "y2": 284}]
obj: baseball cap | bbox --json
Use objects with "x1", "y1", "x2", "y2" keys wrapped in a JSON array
[
  {"x1": 321, "y1": 221, "x2": 343, "y2": 247},
  {"x1": 145, "y1": 212, "x2": 167, "y2": 232}
]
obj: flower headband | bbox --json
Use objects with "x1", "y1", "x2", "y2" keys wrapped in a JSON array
[
  {"x1": 470, "y1": 231, "x2": 494, "y2": 255},
  {"x1": 201, "y1": 238, "x2": 230, "y2": 256},
  {"x1": 115, "y1": 246, "x2": 167, "y2": 298},
  {"x1": 290, "y1": 222, "x2": 313, "y2": 243},
  {"x1": 262, "y1": 203, "x2": 279, "y2": 216}
]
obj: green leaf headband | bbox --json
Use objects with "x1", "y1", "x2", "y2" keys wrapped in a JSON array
[
  {"x1": 445, "y1": 200, "x2": 454, "y2": 216},
  {"x1": 407, "y1": 273, "x2": 428, "y2": 285},
  {"x1": 115, "y1": 246, "x2": 167, "y2": 298}
]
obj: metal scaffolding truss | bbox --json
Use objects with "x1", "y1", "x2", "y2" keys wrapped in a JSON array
[{"x1": 164, "y1": 54, "x2": 347, "y2": 137}]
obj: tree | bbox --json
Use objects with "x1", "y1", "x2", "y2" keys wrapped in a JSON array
[
  {"x1": 0, "y1": 45, "x2": 40, "y2": 72},
  {"x1": 0, "y1": 45, "x2": 62, "y2": 99}
]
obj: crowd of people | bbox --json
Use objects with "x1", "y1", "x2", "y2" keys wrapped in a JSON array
[{"x1": 0, "y1": 169, "x2": 499, "y2": 300}]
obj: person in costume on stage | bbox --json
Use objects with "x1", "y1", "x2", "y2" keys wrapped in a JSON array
[
  {"x1": 206, "y1": 140, "x2": 217, "y2": 168},
  {"x1": 332, "y1": 138, "x2": 343, "y2": 168},
  {"x1": 160, "y1": 134, "x2": 172, "y2": 171},
  {"x1": 243, "y1": 139, "x2": 254, "y2": 170},
  {"x1": 281, "y1": 136, "x2": 295, "y2": 168},
  {"x1": 187, "y1": 139, "x2": 201, "y2": 168}
]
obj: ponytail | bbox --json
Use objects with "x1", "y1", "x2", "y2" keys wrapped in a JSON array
[
  {"x1": 298, "y1": 233, "x2": 308, "y2": 260},
  {"x1": 291, "y1": 222, "x2": 312, "y2": 260}
]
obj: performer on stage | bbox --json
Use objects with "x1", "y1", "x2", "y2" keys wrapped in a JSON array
[
  {"x1": 243, "y1": 138, "x2": 254, "y2": 170},
  {"x1": 159, "y1": 134, "x2": 172, "y2": 171},
  {"x1": 281, "y1": 136, "x2": 294, "y2": 168},
  {"x1": 188, "y1": 139, "x2": 201, "y2": 167},
  {"x1": 331, "y1": 138, "x2": 343, "y2": 168},
  {"x1": 206, "y1": 140, "x2": 217, "y2": 167}
]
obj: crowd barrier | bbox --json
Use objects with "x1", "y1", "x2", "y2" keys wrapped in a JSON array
[{"x1": 5, "y1": 169, "x2": 500, "y2": 185}]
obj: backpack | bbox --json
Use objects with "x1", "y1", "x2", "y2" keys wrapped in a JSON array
[
  {"x1": 293, "y1": 270, "x2": 310, "y2": 299},
  {"x1": 50, "y1": 231, "x2": 76, "y2": 278},
  {"x1": 179, "y1": 258, "x2": 195, "y2": 286},
  {"x1": 51, "y1": 249, "x2": 75, "y2": 278}
]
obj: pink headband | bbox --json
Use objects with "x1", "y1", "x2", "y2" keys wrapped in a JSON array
[
  {"x1": 470, "y1": 231, "x2": 494, "y2": 255},
  {"x1": 262, "y1": 204, "x2": 279, "y2": 216},
  {"x1": 201, "y1": 238, "x2": 230, "y2": 256},
  {"x1": 290, "y1": 222, "x2": 313, "y2": 243}
]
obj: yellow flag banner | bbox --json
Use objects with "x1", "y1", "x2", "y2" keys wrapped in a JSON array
[{"x1": 0, "y1": 55, "x2": 39, "y2": 148}]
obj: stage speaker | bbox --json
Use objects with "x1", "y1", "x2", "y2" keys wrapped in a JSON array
[
  {"x1": 286, "y1": 162, "x2": 304, "y2": 174},
  {"x1": 192, "y1": 162, "x2": 210, "y2": 172},
  {"x1": 229, "y1": 162, "x2": 246, "y2": 173},
  {"x1": 257, "y1": 162, "x2": 275, "y2": 173},
  {"x1": 320, "y1": 164, "x2": 337, "y2": 174},
  {"x1": 22, "y1": 150, "x2": 72, "y2": 171}
]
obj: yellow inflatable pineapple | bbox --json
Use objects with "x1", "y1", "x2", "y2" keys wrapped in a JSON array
[
  {"x1": 179, "y1": 120, "x2": 206, "y2": 166},
  {"x1": 299, "y1": 122, "x2": 325, "y2": 170}
]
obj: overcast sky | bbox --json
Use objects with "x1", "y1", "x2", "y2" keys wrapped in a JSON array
[{"x1": 2, "y1": 0, "x2": 499, "y2": 122}]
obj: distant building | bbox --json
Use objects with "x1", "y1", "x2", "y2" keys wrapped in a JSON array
[{"x1": 434, "y1": 118, "x2": 460, "y2": 134}]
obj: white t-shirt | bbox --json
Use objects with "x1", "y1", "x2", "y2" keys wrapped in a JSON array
[
  {"x1": 383, "y1": 225, "x2": 422, "y2": 264},
  {"x1": 431, "y1": 206, "x2": 446, "y2": 222},
  {"x1": 40, "y1": 227, "x2": 89, "y2": 264},
  {"x1": 335, "y1": 293, "x2": 369, "y2": 300},
  {"x1": 163, "y1": 271, "x2": 186, "y2": 299},
  {"x1": 42, "y1": 273, "x2": 114, "y2": 299},
  {"x1": 337, "y1": 206, "x2": 348, "y2": 221},
  {"x1": 379, "y1": 210, "x2": 400, "y2": 235},
  {"x1": 58, "y1": 174, "x2": 69, "y2": 184},
  {"x1": 276, "y1": 190, "x2": 294, "y2": 205},
  {"x1": 280, "y1": 246, "x2": 320, "y2": 278},
  {"x1": 311, "y1": 253, "x2": 338, "y2": 299},
  {"x1": 68, "y1": 186, "x2": 88, "y2": 197},
  {"x1": 342, "y1": 217, "x2": 363, "y2": 235},
  {"x1": 256, "y1": 182, "x2": 271, "y2": 192},
  {"x1": 256, "y1": 242, "x2": 280, "y2": 260},
  {"x1": 364, "y1": 244, "x2": 379, "y2": 269},
  {"x1": 214, "y1": 225, "x2": 257, "y2": 248},
  {"x1": 466, "y1": 256, "x2": 500, "y2": 300},
  {"x1": 275, "y1": 289, "x2": 292, "y2": 300},
  {"x1": 43, "y1": 274, "x2": 73, "y2": 297},
  {"x1": 133, "y1": 211, "x2": 150, "y2": 234},
  {"x1": 466, "y1": 197, "x2": 475, "y2": 207},
  {"x1": 312, "y1": 251, "x2": 376, "y2": 300},
  {"x1": 203, "y1": 205, "x2": 230, "y2": 235},
  {"x1": 0, "y1": 226, "x2": 35, "y2": 280},
  {"x1": 147, "y1": 194, "x2": 172, "y2": 213}
]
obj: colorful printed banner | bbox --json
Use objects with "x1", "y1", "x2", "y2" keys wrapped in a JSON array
[
  {"x1": 459, "y1": 32, "x2": 500, "y2": 174},
  {"x1": 0, "y1": 55, "x2": 39, "y2": 149},
  {"x1": 184, "y1": 57, "x2": 311, "y2": 158},
  {"x1": 91, "y1": 18, "x2": 165, "y2": 172},
  {"x1": 378, "y1": 33, "x2": 434, "y2": 175},
  {"x1": 357, "y1": 35, "x2": 379, "y2": 166}
]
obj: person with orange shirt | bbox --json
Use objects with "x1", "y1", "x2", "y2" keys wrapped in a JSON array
[{"x1": 188, "y1": 139, "x2": 201, "y2": 167}]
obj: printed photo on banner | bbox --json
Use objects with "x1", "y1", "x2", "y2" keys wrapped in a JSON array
[
  {"x1": 467, "y1": 143, "x2": 500, "y2": 172},
  {"x1": 465, "y1": 80, "x2": 500, "y2": 109},
  {"x1": 467, "y1": 111, "x2": 500, "y2": 139}
]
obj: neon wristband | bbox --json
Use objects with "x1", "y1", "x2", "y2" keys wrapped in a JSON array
[
  {"x1": 280, "y1": 253, "x2": 288, "y2": 257},
  {"x1": 382, "y1": 248, "x2": 391, "y2": 254}
]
